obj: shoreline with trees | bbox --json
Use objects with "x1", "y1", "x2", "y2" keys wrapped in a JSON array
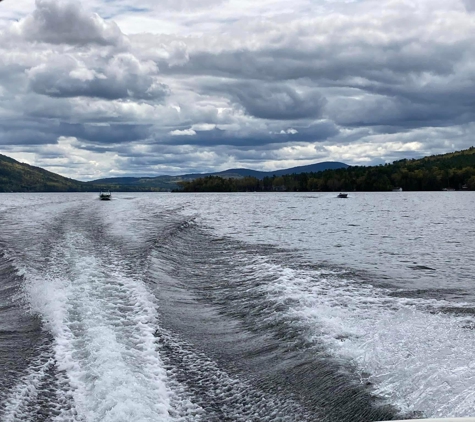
[{"x1": 175, "y1": 147, "x2": 475, "y2": 192}]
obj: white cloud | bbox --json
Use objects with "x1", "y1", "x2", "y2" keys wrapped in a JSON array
[
  {"x1": 192, "y1": 123, "x2": 216, "y2": 131},
  {"x1": 280, "y1": 128, "x2": 298, "y2": 135},
  {"x1": 14, "y1": 0, "x2": 127, "y2": 46},
  {"x1": 0, "y1": 0, "x2": 475, "y2": 178},
  {"x1": 170, "y1": 129, "x2": 197, "y2": 136}
]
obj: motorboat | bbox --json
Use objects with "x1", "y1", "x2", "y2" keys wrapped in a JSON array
[
  {"x1": 99, "y1": 191, "x2": 111, "y2": 200},
  {"x1": 337, "y1": 193, "x2": 348, "y2": 198}
]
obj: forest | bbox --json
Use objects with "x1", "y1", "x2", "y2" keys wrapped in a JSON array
[
  {"x1": 0, "y1": 154, "x2": 170, "y2": 192},
  {"x1": 176, "y1": 147, "x2": 475, "y2": 192},
  {"x1": 2, "y1": 147, "x2": 475, "y2": 193}
]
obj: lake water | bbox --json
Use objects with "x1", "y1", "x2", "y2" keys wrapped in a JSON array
[{"x1": 0, "y1": 192, "x2": 474, "y2": 421}]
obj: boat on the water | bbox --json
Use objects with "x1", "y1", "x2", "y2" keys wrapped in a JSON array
[
  {"x1": 99, "y1": 191, "x2": 111, "y2": 200},
  {"x1": 337, "y1": 193, "x2": 348, "y2": 198}
]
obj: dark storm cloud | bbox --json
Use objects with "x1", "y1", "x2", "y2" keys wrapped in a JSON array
[
  {"x1": 0, "y1": 127, "x2": 58, "y2": 146},
  {"x1": 0, "y1": 118, "x2": 151, "y2": 149},
  {"x1": 327, "y1": 95, "x2": 475, "y2": 130},
  {"x1": 157, "y1": 33, "x2": 474, "y2": 130},
  {"x1": 28, "y1": 54, "x2": 168, "y2": 101},
  {"x1": 324, "y1": 72, "x2": 475, "y2": 130},
  {"x1": 223, "y1": 83, "x2": 327, "y2": 120},
  {"x1": 160, "y1": 41, "x2": 462, "y2": 83},
  {"x1": 57, "y1": 123, "x2": 152, "y2": 144},
  {"x1": 0, "y1": 118, "x2": 61, "y2": 146}
]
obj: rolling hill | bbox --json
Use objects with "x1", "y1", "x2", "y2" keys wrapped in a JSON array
[
  {"x1": 177, "y1": 147, "x2": 475, "y2": 192},
  {"x1": 2, "y1": 147, "x2": 475, "y2": 192},
  {"x1": 0, "y1": 154, "x2": 349, "y2": 192},
  {"x1": 0, "y1": 154, "x2": 87, "y2": 192},
  {"x1": 180, "y1": 161, "x2": 349, "y2": 179},
  {"x1": 90, "y1": 161, "x2": 350, "y2": 188}
]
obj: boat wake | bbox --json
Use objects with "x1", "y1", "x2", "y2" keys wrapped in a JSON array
[
  {"x1": 0, "y1": 194, "x2": 475, "y2": 421},
  {"x1": 150, "y1": 218, "x2": 475, "y2": 420}
]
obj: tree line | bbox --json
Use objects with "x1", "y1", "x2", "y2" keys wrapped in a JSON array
[{"x1": 175, "y1": 147, "x2": 475, "y2": 192}]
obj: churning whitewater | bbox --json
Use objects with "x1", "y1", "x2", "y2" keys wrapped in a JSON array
[{"x1": 1, "y1": 192, "x2": 475, "y2": 421}]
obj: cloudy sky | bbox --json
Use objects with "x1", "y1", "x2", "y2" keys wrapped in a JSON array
[{"x1": 1, "y1": 0, "x2": 475, "y2": 180}]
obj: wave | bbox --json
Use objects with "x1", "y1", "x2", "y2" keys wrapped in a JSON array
[
  {"x1": 1, "y1": 194, "x2": 475, "y2": 421},
  {"x1": 151, "y1": 220, "x2": 475, "y2": 420},
  {"x1": 0, "y1": 203, "x2": 205, "y2": 421},
  {"x1": 150, "y1": 223, "x2": 399, "y2": 421}
]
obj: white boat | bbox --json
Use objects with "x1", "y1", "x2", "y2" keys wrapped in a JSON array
[{"x1": 99, "y1": 191, "x2": 111, "y2": 200}]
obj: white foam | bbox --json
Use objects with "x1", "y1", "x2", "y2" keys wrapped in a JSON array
[
  {"x1": 23, "y1": 232, "x2": 176, "y2": 422},
  {"x1": 254, "y1": 260, "x2": 475, "y2": 418},
  {"x1": 1, "y1": 350, "x2": 56, "y2": 421}
]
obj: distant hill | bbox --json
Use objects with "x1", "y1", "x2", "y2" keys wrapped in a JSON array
[
  {"x1": 180, "y1": 161, "x2": 349, "y2": 180},
  {"x1": 395, "y1": 148, "x2": 475, "y2": 169},
  {"x1": 179, "y1": 147, "x2": 475, "y2": 192},
  {"x1": 264, "y1": 161, "x2": 350, "y2": 177},
  {"x1": 3, "y1": 147, "x2": 475, "y2": 193},
  {"x1": 90, "y1": 161, "x2": 350, "y2": 188},
  {"x1": 0, "y1": 155, "x2": 174, "y2": 192},
  {"x1": 86, "y1": 175, "x2": 180, "y2": 191},
  {"x1": 0, "y1": 154, "x2": 87, "y2": 192}
]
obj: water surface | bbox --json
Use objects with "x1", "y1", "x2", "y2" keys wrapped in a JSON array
[{"x1": 0, "y1": 192, "x2": 474, "y2": 421}]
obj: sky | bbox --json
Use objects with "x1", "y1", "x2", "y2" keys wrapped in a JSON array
[{"x1": 1, "y1": 0, "x2": 475, "y2": 180}]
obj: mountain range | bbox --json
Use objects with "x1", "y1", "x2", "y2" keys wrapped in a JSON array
[
  {"x1": 2, "y1": 147, "x2": 474, "y2": 192},
  {"x1": 89, "y1": 161, "x2": 349, "y2": 189},
  {"x1": 0, "y1": 155, "x2": 348, "y2": 192}
]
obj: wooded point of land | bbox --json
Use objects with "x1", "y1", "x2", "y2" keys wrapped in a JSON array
[{"x1": 176, "y1": 147, "x2": 475, "y2": 192}]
